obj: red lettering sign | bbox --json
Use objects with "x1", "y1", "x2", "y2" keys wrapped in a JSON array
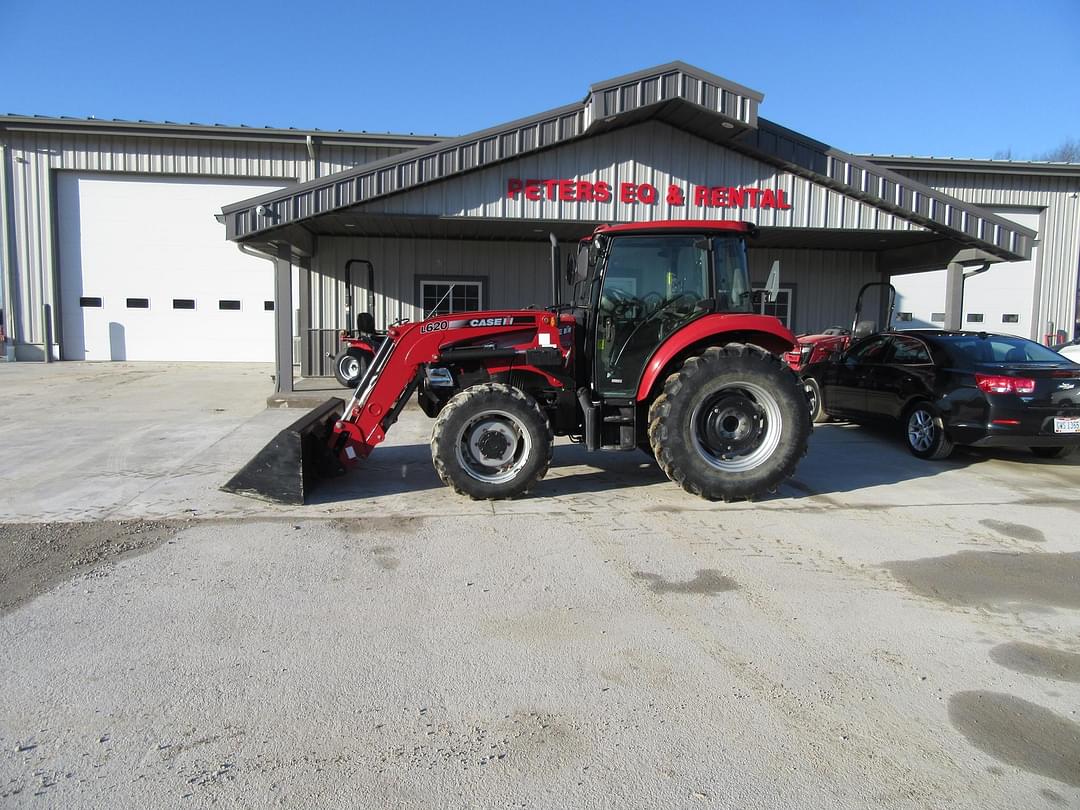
[{"x1": 505, "y1": 179, "x2": 793, "y2": 210}]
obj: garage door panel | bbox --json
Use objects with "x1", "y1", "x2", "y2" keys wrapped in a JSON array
[{"x1": 58, "y1": 174, "x2": 285, "y2": 361}]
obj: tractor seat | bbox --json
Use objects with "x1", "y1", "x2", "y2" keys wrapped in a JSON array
[{"x1": 356, "y1": 312, "x2": 376, "y2": 335}]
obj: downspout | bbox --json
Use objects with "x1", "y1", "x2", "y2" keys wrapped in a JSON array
[
  {"x1": 0, "y1": 140, "x2": 16, "y2": 359},
  {"x1": 306, "y1": 135, "x2": 319, "y2": 180}
]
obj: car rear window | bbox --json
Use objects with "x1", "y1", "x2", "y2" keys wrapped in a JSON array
[{"x1": 939, "y1": 335, "x2": 1065, "y2": 364}]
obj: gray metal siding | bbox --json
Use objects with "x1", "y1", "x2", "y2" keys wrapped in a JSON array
[
  {"x1": 749, "y1": 249, "x2": 881, "y2": 335},
  {"x1": 886, "y1": 167, "x2": 1080, "y2": 340},
  {"x1": 302, "y1": 236, "x2": 880, "y2": 375},
  {"x1": 0, "y1": 129, "x2": 419, "y2": 350},
  {"x1": 360, "y1": 120, "x2": 924, "y2": 233}
]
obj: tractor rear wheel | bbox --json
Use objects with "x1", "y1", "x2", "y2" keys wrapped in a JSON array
[
  {"x1": 648, "y1": 343, "x2": 810, "y2": 501},
  {"x1": 431, "y1": 383, "x2": 552, "y2": 499}
]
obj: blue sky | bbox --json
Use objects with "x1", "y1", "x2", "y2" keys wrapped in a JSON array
[{"x1": 2, "y1": 0, "x2": 1078, "y2": 159}]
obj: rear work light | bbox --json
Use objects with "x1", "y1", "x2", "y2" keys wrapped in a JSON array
[{"x1": 975, "y1": 374, "x2": 1036, "y2": 394}]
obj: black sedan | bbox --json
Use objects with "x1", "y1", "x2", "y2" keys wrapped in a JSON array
[{"x1": 803, "y1": 330, "x2": 1080, "y2": 460}]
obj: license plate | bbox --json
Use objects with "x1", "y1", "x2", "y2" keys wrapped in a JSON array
[{"x1": 1054, "y1": 417, "x2": 1080, "y2": 434}]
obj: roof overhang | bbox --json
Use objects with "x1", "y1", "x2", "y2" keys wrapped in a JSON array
[{"x1": 221, "y1": 61, "x2": 1036, "y2": 264}]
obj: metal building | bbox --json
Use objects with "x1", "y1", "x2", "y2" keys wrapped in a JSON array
[
  {"x1": 0, "y1": 117, "x2": 434, "y2": 361},
  {"x1": 3, "y1": 62, "x2": 1078, "y2": 392}
]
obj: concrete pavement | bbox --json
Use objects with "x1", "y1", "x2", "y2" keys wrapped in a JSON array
[{"x1": 1, "y1": 362, "x2": 1078, "y2": 807}]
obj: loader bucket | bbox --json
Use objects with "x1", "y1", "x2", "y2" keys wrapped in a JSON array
[{"x1": 221, "y1": 397, "x2": 346, "y2": 505}]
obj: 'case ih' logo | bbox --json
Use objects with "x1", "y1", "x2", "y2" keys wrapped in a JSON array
[{"x1": 468, "y1": 317, "x2": 511, "y2": 327}]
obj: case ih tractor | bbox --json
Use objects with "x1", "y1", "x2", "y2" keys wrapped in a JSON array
[{"x1": 224, "y1": 220, "x2": 811, "y2": 505}]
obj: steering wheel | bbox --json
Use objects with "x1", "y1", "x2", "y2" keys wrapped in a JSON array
[{"x1": 599, "y1": 286, "x2": 638, "y2": 316}]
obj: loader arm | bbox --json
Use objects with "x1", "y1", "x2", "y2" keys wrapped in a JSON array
[{"x1": 331, "y1": 310, "x2": 568, "y2": 464}]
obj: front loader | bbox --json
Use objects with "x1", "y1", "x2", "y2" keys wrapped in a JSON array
[{"x1": 223, "y1": 220, "x2": 811, "y2": 505}]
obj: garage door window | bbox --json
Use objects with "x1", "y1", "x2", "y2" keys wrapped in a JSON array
[
  {"x1": 420, "y1": 279, "x2": 483, "y2": 317},
  {"x1": 79, "y1": 297, "x2": 102, "y2": 307},
  {"x1": 173, "y1": 299, "x2": 196, "y2": 310},
  {"x1": 219, "y1": 300, "x2": 242, "y2": 311},
  {"x1": 126, "y1": 298, "x2": 149, "y2": 309}
]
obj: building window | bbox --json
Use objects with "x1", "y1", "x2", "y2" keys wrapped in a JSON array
[
  {"x1": 752, "y1": 285, "x2": 795, "y2": 330},
  {"x1": 967, "y1": 313, "x2": 984, "y2": 323},
  {"x1": 897, "y1": 312, "x2": 913, "y2": 322},
  {"x1": 219, "y1": 300, "x2": 242, "y2": 311},
  {"x1": 79, "y1": 297, "x2": 102, "y2": 307},
  {"x1": 173, "y1": 299, "x2": 196, "y2": 310},
  {"x1": 931, "y1": 312, "x2": 945, "y2": 323},
  {"x1": 1002, "y1": 313, "x2": 1020, "y2": 323},
  {"x1": 264, "y1": 301, "x2": 275, "y2": 311},
  {"x1": 126, "y1": 298, "x2": 149, "y2": 309},
  {"x1": 420, "y1": 279, "x2": 483, "y2": 317}
]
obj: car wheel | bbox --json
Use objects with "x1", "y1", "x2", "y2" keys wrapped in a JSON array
[
  {"x1": 905, "y1": 403, "x2": 954, "y2": 460},
  {"x1": 803, "y1": 378, "x2": 830, "y2": 424},
  {"x1": 1031, "y1": 446, "x2": 1073, "y2": 459}
]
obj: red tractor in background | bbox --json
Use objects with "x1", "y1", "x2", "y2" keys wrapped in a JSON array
[
  {"x1": 783, "y1": 282, "x2": 896, "y2": 422},
  {"x1": 331, "y1": 259, "x2": 387, "y2": 387},
  {"x1": 225, "y1": 220, "x2": 812, "y2": 505}
]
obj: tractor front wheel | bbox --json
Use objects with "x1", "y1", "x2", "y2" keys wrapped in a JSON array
[
  {"x1": 431, "y1": 383, "x2": 553, "y2": 499},
  {"x1": 334, "y1": 347, "x2": 372, "y2": 388},
  {"x1": 648, "y1": 344, "x2": 810, "y2": 501}
]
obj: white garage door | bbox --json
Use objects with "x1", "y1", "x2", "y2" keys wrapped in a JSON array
[
  {"x1": 57, "y1": 174, "x2": 286, "y2": 361},
  {"x1": 893, "y1": 208, "x2": 1041, "y2": 340}
]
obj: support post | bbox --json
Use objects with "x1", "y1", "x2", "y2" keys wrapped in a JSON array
[
  {"x1": 274, "y1": 244, "x2": 294, "y2": 394},
  {"x1": 42, "y1": 304, "x2": 53, "y2": 363},
  {"x1": 944, "y1": 261, "x2": 964, "y2": 331}
]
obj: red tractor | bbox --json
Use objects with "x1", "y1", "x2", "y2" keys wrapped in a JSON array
[
  {"x1": 783, "y1": 282, "x2": 897, "y2": 373},
  {"x1": 225, "y1": 221, "x2": 811, "y2": 504},
  {"x1": 331, "y1": 259, "x2": 386, "y2": 387}
]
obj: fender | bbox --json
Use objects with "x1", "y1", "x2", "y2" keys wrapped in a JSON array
[{"x1": 635, "y1": 313, "x2": 797, "y2": 401}]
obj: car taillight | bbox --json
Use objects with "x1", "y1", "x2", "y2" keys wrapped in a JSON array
[{"x1": 975, "y1": 374, "x2": 1036, "y2": 394}]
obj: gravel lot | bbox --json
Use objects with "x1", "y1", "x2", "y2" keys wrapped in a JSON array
[{"x1": 1, "y1": 362, "x2": 1078, "y2": 807}]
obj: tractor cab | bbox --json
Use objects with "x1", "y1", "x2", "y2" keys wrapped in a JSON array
[{"x1": 565, "y1": 221, "x2": 761, "y2": 398}]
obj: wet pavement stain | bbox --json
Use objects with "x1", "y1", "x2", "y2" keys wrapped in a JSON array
[
  {"x1": 632, "y1": 569, "x2": 737, "y2": 596},
  {"x1": 883, "y1": 551, "x2": 1080, "y2": 611},
  {"x1": 1040, "y1": 787, "x2": 1067, "y2": 806},
  {"x1": 948, "y1": 691, "x2": 1080, "y2": 787},
  {"x1": 989, "y1": 642, "x2": 1080, "y2": 683},
  {"x1": 979, "y1": 519, "x2": 1046, "y2": 544},
  {"x1": 370, "y1": 546, "x2": 400, "y2": 571}
]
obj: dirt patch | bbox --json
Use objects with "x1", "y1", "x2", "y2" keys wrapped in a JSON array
[
  {"x1": 948, "y1": 691, "x2": 1080, "y2": 787},
  {"x1": 883, "y1": 551, "x2": 1080, "y2": 611},
  {"x1": 632, "y1": 568, "x2": 737, "y2": 596},
  {"x1": 0, "y1": 519, "x2": 180, "y2": 615},
  {"x1": 979, "y1": 519, "x2": 1046, "y2": 544},
  {"x1": 989, "y1": 642, "x2": 1080, "y2": 683}
]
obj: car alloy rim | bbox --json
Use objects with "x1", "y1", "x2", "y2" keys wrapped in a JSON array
[
  {"x1": 340, "y1": 355, "x2": 361, "y2": 380},
  {"x1": 689, "y1": 381, "x2": 783, "y2": 473},
  {"x1": 455, "y1": 409, "x2": 532, "y2": 484},
  {"x1": 908, "y1": 409, "x2": 935, "y2": 452},
  {"x1": 805, "y1": 381, "x2": 818, "y2": 417}
]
